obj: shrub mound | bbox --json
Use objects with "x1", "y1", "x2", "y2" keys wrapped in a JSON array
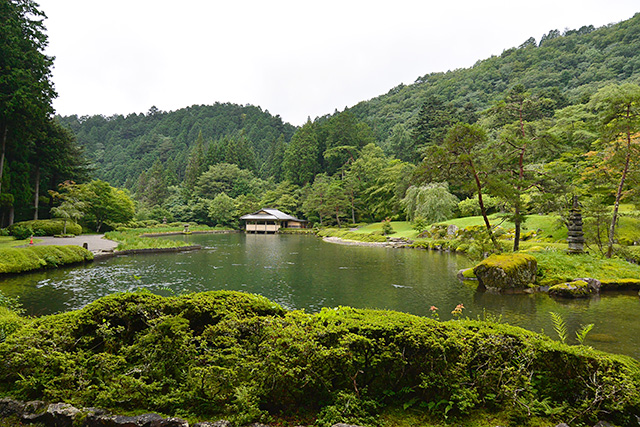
[
  {"x1": 0, "y1": 291, "x2": 639, "y2": 426},
  {"x1": 0, "y1": 245, "x2": 93, "y2": 274},
  {"x1": 8, "y1": 219, "x2": 82, "y2": 236}
]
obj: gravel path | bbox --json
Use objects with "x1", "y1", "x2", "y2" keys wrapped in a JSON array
[{"x1": 29, "y1": 234, "x2": 118, "y2": 254}]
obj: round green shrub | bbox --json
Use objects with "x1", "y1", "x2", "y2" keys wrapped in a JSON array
[
  {"x1": 9, "y1": 219, "x2": 81, "y2": 236},
  {"x1": 10, "y1": 225, "x2": 33, "y2": 240}
]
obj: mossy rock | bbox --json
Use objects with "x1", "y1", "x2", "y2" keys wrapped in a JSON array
[
  {"x1": 457, "y1": 268, "x2": 477, "y2": 281},
  {"x1": 548, "y1": 280, "x2": 592, "y2": 298},
  {"x1": 473, "y1": 253, "x2": 537, "y2": 291}
]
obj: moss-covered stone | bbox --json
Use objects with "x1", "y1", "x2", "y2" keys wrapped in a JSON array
[
  {"x1": 549, "y1": 280, "x2": 592, "y2": 298},
  {"x1": 473, "y1": 253, "x2": 537, "y2": 290},
  {"x1": 456, "y1": 268, "x2": 477, "y2": 281}
]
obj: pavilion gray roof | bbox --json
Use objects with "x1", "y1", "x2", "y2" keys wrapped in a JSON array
[{"x1": 240, "y1": 208, "x2": 307, "y2": 222}]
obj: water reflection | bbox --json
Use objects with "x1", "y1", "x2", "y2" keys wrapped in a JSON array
[{"x1": 1, "y1": 233, "x2": 639, "y2": 359}]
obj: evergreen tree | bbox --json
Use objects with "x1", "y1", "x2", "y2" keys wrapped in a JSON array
[
  {"x1": 184, "y1": 130, "x2": 206, "y2": 193},
  {"x1": 0, "y1": 0, "x2": 56, "y2": 197},
  {"x1": 322, "y1": 110, "x2": 375, "y2": 174},
  {"x1": 283, "y1": 120, "x2": 320, "y2": 186}
]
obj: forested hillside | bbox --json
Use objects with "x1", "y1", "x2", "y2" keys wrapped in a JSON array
[
  {"x1": 64, "y1": 13, "x2": 640, "y2": 181},
  {"x1": 350, "y1": 13, "x2": 640, "y2": 152},
  {"x1": 57, "y1": 104, "x2": 296, "y2": 188}
]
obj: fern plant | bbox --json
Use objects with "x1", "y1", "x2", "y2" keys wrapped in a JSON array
[
  {"x1": 575, "y1": 323, "x2": 594, "y2": 346},
  {"x1": 549, "y1": 312, "x2": 567, "y2": 344}
]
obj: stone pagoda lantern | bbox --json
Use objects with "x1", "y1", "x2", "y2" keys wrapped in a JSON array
[{"x1": 567, "y1": 196, "x2": 585, "y2": 254}]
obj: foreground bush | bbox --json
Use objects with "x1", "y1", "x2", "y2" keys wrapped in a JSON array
[
  {"x1": 0, "y1": 291, "x2": 26, "y2": 343},
  {"x1": 0, "y1": 291, "x2": 638, "y2": 426},
  {"x1": 0, "y1": 245, "x2": 93, "y2": 274},
  {"x1": 8, "y1": 219, "x2": 82, "y2": 236}
]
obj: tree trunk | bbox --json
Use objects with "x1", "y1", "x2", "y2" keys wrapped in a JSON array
[
  {"x1": 513, "y1": 203, "x2": 521, "y2": 252},
  {"x1": 513, "y1": 147, "x2": 526, "y2": 252},
  {"x1": 8, "y1": 206, "x2": 14, "y2": 226},
  {"x1": 0, "y1": 124, "x2": 7, "y2": 195},
  {"x1": 33, "y1": 166, "x2": 40, "y2": 220},
  {"x1": 606, "y1": 131, "x2": 633, "y2": 258},
  {"x1": 350, "y1": 194, "x2": 356, "y2": 224},
  {"x1": 471, "y1": 161, "x2": 500, "y2": 252}
]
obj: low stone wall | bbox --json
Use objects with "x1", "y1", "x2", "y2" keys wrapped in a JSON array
[{"x1": 0, "y1": 398, "x2": 364, "y2": 427}]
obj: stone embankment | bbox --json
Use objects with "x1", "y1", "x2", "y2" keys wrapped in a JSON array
[
  {"x1": 0, "y1": 398, "x2": 622, "y2": 427},
  {"x1": 0, "y1": 398, "x2": 362, "y2": 427}
]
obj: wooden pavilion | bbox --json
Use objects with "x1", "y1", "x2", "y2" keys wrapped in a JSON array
[{"x1": 240, "y1": 208, "x2": 308, "y2": 233}]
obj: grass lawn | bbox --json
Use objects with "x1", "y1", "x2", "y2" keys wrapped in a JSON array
[
  {"x1": 353, "y1": 221, "x2": 419, "y2": 239},
  {"x1": 350, "y1": 214, "x2": 568, "y2": 243},
  {"x1": 105, "y1": 224, "x2": 229, "y2": 251},
  {"x1": 0, "y1": 236, "x2": 36, "y2": 249},
  {"x1": 533, "y1": 250, "x2": 640, "y2": 285},
  {"x1": 436, "y1": 214, "x2": 568, "y2": 242}
]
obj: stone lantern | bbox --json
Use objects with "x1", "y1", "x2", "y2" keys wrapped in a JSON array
[{"x1": 567, "y1": 196, "x2": 585, "y2": 254}]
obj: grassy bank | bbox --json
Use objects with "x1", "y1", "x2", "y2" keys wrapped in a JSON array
[
  {"x1": 1, "y1": 291, "x2": 639, "y2": 426},
  {"x1": 0, "y1": 245, "x2": 93, "y2": 274},
  {"x1": 105, "y1": 224, "x2": 230, "y2": 251},
  {"x1": 532, "y1": 250, "x2": 640, "y2": 286},
  {"x1": 0, "y1": 236, "x2": 33, "y2": 249},
  {"x1": 316, "y1": 227, "x2": 388, "y2": 243},
  {"x1": 352, "y1": 221, "x2": 419, "y2": 239}
]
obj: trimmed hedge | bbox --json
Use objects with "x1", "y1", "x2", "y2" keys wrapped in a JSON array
[
  {"x1": 0, "y1": 291, "x2": 638, "y2": 425},
  {"x1": 8, "y1": 219, "x2": 82, "y2": 236},
  {"x1": 0, "y1": 245, "x2": 93, "y2": 274}
]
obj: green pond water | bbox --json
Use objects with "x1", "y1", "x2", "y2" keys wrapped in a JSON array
[{"x1": 1, "y1": 233, "x2": 639, "y2": 359}]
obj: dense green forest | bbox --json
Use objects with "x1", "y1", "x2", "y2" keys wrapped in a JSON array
[
  {"x1": 56, "y1": 104, "x2": 297, "y2": 188},
  {"x1": 350, "y1": 13, "x2": 640, "y2": 149}
]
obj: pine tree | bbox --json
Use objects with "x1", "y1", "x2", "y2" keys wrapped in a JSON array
[{"x1": 184, "y1": 131, "x2": 206, "y2": 193}]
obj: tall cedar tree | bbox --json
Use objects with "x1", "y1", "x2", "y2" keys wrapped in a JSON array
[
  {"x1": 489, "y1": 85, "x2": 556, "y2": 251},
  {"x1": 283, "y1": 120, "x2": 319, "y2": 186},
  {"x1": 184, "y1": 131, "x2": 206, "y2": 193}
]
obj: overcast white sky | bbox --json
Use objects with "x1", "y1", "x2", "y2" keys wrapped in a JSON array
[{"x1": 38, "y1": 1, "x2": 639, "y2": 126}]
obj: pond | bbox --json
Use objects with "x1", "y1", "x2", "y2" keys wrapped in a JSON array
[{"x1": 1, "y1": 233, "x2": 639, "y2": 359}]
